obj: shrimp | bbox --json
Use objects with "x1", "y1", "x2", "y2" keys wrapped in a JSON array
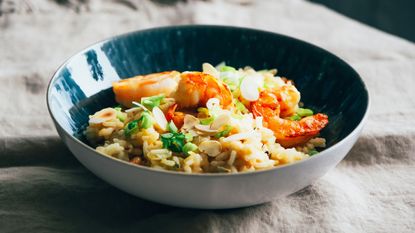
[
  {"x1": 113, "y1": 71, "x2": 180, "y2": 107},
  {"x1": 112, "y1": 71, "x2": 233, "y2": 109},
  {"x1": 171, "y1": 72, "x2": 233, "y2": 109},
  {"x1": 267, "y1": 113, "x2": 328, "y2": 147},
  {"x1": 251, "y1": 89, "x2": 328, "y2": 147}
]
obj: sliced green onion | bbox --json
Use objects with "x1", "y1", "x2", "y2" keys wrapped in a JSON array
[
  {"x1": 139, "y1": 112, "x2": 152, "y2": 129},
  {"x1": 124, "y1": 112, "x2": 152, "y2": 137},
  {"x1": 220, "y1": 65, "x2": 236, "y2": 72},
  {"x1": 215, "y1": 125, "x2": 232, "y2": 138},
  {"x1": 185, "y1": 133, "x2": 193, "y2": 142},
  {"x1": 167, "y1": 121, "x2": 178, "y2": 133},
  {"x1": 114, "y1": 107, "x2": 126, "y2": 122},
  {"x1": 235, "y1": 101, "x2": 247, "y2": 113},
  {"x1": 124, "y1": 119, "x2": 139, "y2": 137},
  {"x1": 160, "y1": 132, "x2": 186, "y2": 153},
  {"x1": 297, "y1": 108, "x2": 313, "y2": 117},
  {"x1": 200, "y1": 117, "x2": 214, "y2": 125},
  {"x1": 161, "y1": 133, "x2": 173, "y2": 139},
  {"x1": 231, "y1": 113, "x2": 243, "y2": 120},
  {"x1": 182, "y1": 142, "x2": 198, "y2": 155},
  {"x1": 289, "y1": 114, "x2": 301, "y2": 121},
  {"x1": 309, "y1": 149, "x2": 318, "y2": 156},
  {"x1": 141, "y1": 94, "x2": 165, "y2": 109}
]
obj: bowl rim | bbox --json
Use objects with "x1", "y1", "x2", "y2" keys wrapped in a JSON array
[{"x1": 46, "y1": 24, "x2": 370, "y2": 177}]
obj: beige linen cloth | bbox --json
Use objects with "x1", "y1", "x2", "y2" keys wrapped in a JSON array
[{"x1": 0, "y1": 0, "x2": 414, "y2": 232}]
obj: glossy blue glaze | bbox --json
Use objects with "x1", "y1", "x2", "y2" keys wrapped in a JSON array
[{"x1": 48, "y1": 25, "x2": 369, "y2": 148}]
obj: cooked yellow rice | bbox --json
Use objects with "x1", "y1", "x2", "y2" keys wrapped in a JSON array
[
  {"x1": 85, "y1": 105, "x2": 325, "y2": 174},
  {"x1": 85, "y1": 65, "x2": 326, "y2": 173}
]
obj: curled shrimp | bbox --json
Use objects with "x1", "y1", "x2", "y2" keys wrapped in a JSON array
[
  {"x1": 113, "y1": 71, "x2": 180, "y2": 107},
  {"x1": 251, "y1": 89, "x2": 328, "y2": 147},
  {"x1": 112, "y1": 71, "x2": 233, "y2": 109},
  {"x1": 267, "y1": 113, "x2": 328, "y2": 148}
]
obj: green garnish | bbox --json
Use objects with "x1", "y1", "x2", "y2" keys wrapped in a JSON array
[
  {"x1": 141, "y1": 94, "x2": 165, "y2": 109},
  {"x1": 309, "y1": 149, "x2": 318, "y2": 156},
  {"x1": 167, "y1": 121, "x2": 178, "y2": 133},
  {"x1": 235, "y1": 101, "x2": 247, "y2": 113},
  {"x1": 297, "y1": 108, "x2": 313, "y2": 117},
  {"x1": 160, "y1": 132, "x2": 186, "y2": 153},
  {"x1": 124, "y1": 112, "x2": 152, "y2": 137},
  {"x1": 139, "y1": 112, "x2": 152, "y2": 129},
  {"x1": 200, "y1": 117, "x2": 214, "y2": 125},
  {"x1": 114, "y1": 107, "x2": 126, "y2": 122},
  {"x1": 289, "y1": 114, "x2": 301, "y2": 121},
  {"x1": 124, "y1": 120, "x2": 140, "y2": 137},
  {"x1": 182, "y1": 142, "x2": 198, "y2": 155},
  {"x1": 215, "y1": 125, "x2": 233, "y2": 138},
  {"x1": 220, "y1": 65, "x2": 236, "y2": 72},
  {"x1": 184, "y1": 133, "x2": 193, "y2": 142},
  {"x1": 231, "y1": 113, "x2": 244, "y2": 120}
]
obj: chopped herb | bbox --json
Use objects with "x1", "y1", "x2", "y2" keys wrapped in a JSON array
[
  {"x1": 231, "y1": 113, "x2": 244, "y2": 120},
  {"x1": 235, "y1": 100, "x2": 247, "y2": 113},
  {"x1": 161, "y1": 133, "x2": 173, "y2": 139},
  {"x1": 124, "y1": 112, "x2": 152, "y2": 137},
  {"x1": 141, "y1": 94, "x2": 165, "y2": 109},
  {"x1": 167, "y1": 121, "x2": 178, "y2": 133},
  {"x1": 289, "y1": 114, "x2": 301, "y2": 121},
  {"x1": 220, "y1": 65, "x2": 236, "y2": 72},
  {"x1": 114, "y1": 107, "x2": 126, "y2": 122},
  {"x1": 124, "y1": 120, "x2": 140, "y2": 137},
  {"x1": 182, "y1": 142, "x2": 198, "y2": 155},
  {"x1": 139, "y1": 112, "x2": 152, "y2": 129},
  {"x1": 160, "y1": 132, "x2": 186, "y2": 153},
  {"x1": 184, "y1": 133, "x2": 193, "y2": 142},
  {"x1": 309, "y1": 149, "x2": 319, "y2": 156},
  {"x1": 200, "y1": 117, "x2": 214, "y2": 125},
  {"x1": 215, "y1": 125, "x2": 233, "y2": 138},
  {"x1": 297, "y1": 108, "x2": 313, "y2": 117}
]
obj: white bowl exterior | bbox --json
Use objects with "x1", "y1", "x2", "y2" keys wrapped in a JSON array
[{"x1": 55, "y1": 121, "x2": 363, "y2": 209}]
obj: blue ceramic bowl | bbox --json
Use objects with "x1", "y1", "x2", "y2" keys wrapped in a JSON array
[{"x1": 47, "y1": 25, "x2": 369, "y2": 209}]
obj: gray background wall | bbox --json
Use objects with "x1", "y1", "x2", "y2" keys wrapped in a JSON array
[{"x1": 310, "y1": 0, "x2": 414, "y2": 43}]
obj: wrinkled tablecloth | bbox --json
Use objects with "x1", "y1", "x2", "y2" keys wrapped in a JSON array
[{"x1": 1, "y1": 0, "x2": 414, "y2": 232}]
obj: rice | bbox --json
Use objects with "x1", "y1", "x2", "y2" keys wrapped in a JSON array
[{"x1": 85, "y1": 66, "x2": 327, "y2": 174}]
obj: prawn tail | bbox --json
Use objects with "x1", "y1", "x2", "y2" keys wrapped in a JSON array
[{"x1": 268, "y1": 113, "x2": 328, "y2": 147}]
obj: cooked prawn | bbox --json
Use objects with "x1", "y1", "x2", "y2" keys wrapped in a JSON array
[
  {"x1": 113, "y1": 71, "x2": 180, "y2": 107},
  {"x1": 267, "y1": 113, "x2": 328, "y2": 147},
  {"x1": 112, "y1": 71, "x2": 233, "y2": 109},
  {"x1": 251, "y1": 90, "x2": 328, "y2": 147}
]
